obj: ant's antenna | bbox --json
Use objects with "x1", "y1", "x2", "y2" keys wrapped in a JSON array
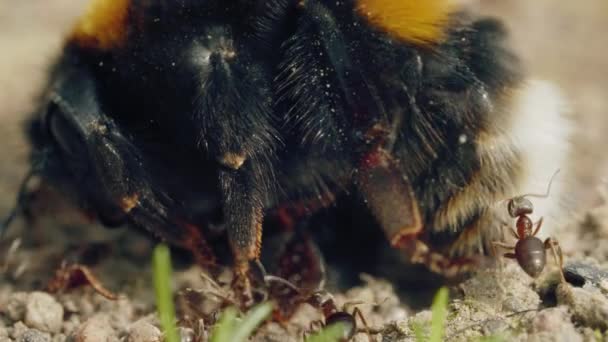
[
  {"x1": 263, "y1": 275, "x2": 302, "y2": 294},
  {"x1": 0, "y1": 169, "x2": 36, "y2": 239},
  {"x1": 519, "y1": 169, "x2": 561, "y2": 199}
]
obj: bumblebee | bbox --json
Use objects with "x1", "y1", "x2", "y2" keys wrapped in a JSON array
[{"x1": 5, "y1": 0, "x2": 571, "y2": 300}]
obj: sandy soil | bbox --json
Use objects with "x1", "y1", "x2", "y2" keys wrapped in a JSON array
[{"x1": 1, "y1": 1, "x2": 607, "y2": 341}]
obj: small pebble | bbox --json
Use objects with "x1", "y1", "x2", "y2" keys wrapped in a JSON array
[
  {"x1": 563, "y1": 261, "x2": 608, "y2": 289},
  {"x1": 0, "y1": 324, "x2": 9, "y2": 340},
  {"x1": 71, "y1": 314, "x2": 118, "y2": 342},
  {"x1": 481, "y1": 319, "x2": 509, "y2": 335},
  {"x1": 528, "y1": 306, "x2": 582, "y2": 342},
  {"x1": 24, "y1": 292, "x2": 64, "y2": 333},
  {"x1": 556, "y1": 283, "x2": 608, "y2": 330},
  {"x1": 5, "y1": 292, "x2": 28, "y2": 322},
  {"x1": 11, "y1": 322, "x2": 29, "y2": 339},
  {"x1": 127, "y1": 320, "x2": 162, "y2": 342},
  {"x1": 16, "y1": 329, "x2": 51, "y2": 342},
  {"x1": 52, "y1": 334, "x2": 67, "y2": 342}
]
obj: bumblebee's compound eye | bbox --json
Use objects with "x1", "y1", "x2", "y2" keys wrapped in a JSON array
[
  {"x1": 325, "y1": 312, "x2": 356, "y2": 340},
  {"x1": 507, "y1": 197, "x2": 533, "y2": 218}
]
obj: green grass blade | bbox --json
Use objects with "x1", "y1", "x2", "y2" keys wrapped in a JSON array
[
  {"x1": 429, "y1": 287, "x2": 449, "y2": 342},
  {"x1": 412, "y1": 321, "x2": 426, "y2": 342},
  {"x1": 210, "y1": 307, "x2": 239, "y2": 342},
  {"x1": 152, "y1": 244, "x2": 179, "y2": 342},
  {"x1": 305, "y1": 322, "x2": 347, "y2": 342},
  {"x1": 230, "y1": 302, "x2": 274, "y2": 342}
]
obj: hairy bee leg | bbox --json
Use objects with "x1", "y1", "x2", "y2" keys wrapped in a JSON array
[
  {"x1": 180, "y1": 223, "x2": 217, "y2": 270},
  {"x1": 218, "y1": 167, "x2": 267, "y2": 307},
  {"x1": 544, "y1": 237, "x2": 566, "y2": 283},
  {"x1": 396, "y1": 238, "x2": 479, "y2": 277},
  {"x1": 355, "y1": 147, "x2": 422, "y2": 247},
  {"x1": 355, "y1": 142, "x2": 476, "y2": 276},
  {"x1": 270, "y1": 193, "x2": 335, "y2": 232},
  {"x1": 231, "y1": 260, "x2": 254, "y2": 308},
  {"x1": 268, "y1": 231, "x2": 326, "y2": 320}
]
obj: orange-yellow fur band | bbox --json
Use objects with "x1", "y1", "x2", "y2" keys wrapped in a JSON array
[
  {"x1": 70, "y1": 0, "x2": 130, "y2": 50},
  {"x1": 355, "y1": 0, "x2": 453, "y2": 45}
]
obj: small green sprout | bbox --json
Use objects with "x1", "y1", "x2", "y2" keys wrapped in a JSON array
[
  {"x1": 210, "y1": 302, "x2": 273, "y2": 342},
  {"x1": 153, "y1": 244, "x2": 179, "y2": 342},
  {"x1": 305, "y1": 322, "x2": 348, "y2": 342}
]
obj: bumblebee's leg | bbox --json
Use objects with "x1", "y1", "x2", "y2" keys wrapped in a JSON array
[
  {"x1": 37, "y1": 65, "x2": 221, "y2": 271},
  {"x1": 268, "y1": 230, "x2": 326, "y2": 320},
  {"x1": 355, "y1": 142, "x2": 477, "y2": 277},
  {"x1": 218, "y1": 168, "x2": 267, "y2": 307},
  {"x1": 544, "y1": 237, "x2": 566, "y2": 283},
  {"x1": 270, "y1": 193, "x2": 335, "y2": 232},
  {"x1": 180, "y1": 223, "x2": 217, "y2": 269},
  {"x1": 355, "y1": 147, "x2": 422, "y2": 249}
]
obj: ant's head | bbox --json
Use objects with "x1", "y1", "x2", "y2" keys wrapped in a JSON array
[
  {"x1": 507, "y1": 196, "x2": 534, "y2": 218},
  {"x1": 308, "y1": 290, "x2": 335, "y2": 308},
  {"x1": 506, "y1": 169, "x2": 560, "y2": 218}
]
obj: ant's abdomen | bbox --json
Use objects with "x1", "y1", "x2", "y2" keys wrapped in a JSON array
[{"x1": 515, "y1": 236, "x2": 546, "y2": 278}]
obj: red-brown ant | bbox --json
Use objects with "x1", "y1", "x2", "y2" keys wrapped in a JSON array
[
  {"x1": 264, "y1": 275, "x2": 378, "y2": 341},
  {"x1": 492, "y1": 170, "x2": 566, "y2": 282}
]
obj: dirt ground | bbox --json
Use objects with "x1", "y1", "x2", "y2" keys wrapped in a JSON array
[{"x1": 1, "y1": 1, "x2": 608, "y2": 341}]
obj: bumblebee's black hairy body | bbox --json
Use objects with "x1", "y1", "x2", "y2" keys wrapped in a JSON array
[{"x1": 27, "y1": 0, "x2": 524, "y2": 279}]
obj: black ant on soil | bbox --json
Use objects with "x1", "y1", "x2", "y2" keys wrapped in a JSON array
[{"x1": 492, "y1": 170, "x2": 566, "y2": 282}]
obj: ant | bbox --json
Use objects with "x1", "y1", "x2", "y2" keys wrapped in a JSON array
[
  {"x1": 264, "y1": 275, "x2": 379, "y2": 341},
  {"x1": 492, "y1": 170, "x2": 566, "y2": 282}
]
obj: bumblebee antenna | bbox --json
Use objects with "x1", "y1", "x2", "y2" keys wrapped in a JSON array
[
  {"x1": 0, "y1": 169, "x2": 36, "y2": 239},
  {"x1": 519, "y1": 169, "x2": 561, "y2": 199}
]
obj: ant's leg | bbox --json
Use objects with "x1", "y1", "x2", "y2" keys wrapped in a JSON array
[
  {"x1": 492, "y1": 241, "x2": 515, "y2": 250},
  {"x1": 47, "y1": 263, "x2": 118, "y2": 300},
  {"x1": 508, "y1": 226, "x2": 520, "y2": 240},
  {"x1": 308, "y1": 320, "x2": 324, "y2": 336},
  {"x1": 352, "y1": 307, "x2": 375, "y2": 342},
  {"x1": 544, "y1": 237, "x2": 566, "y2": 283},
  {"x1": 499, "y1": 219, "x2": 520, "y2": 240},
  {"x1": 532, "y1": 217, "x2": 544, "y2": 237},
  {"x1": 491, "y1": 241, "x2": 515, "y2": 271},
  {"x1": 503, "y1": 252, "x2": 516, "y2": 259}
]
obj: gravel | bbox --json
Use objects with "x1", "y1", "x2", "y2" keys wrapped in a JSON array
[{"x1": 24, "y1": 293, "x2": 64, "y2": 334}]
